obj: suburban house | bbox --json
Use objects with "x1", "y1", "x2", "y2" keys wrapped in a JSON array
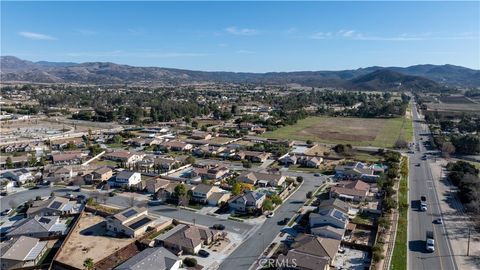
[
  {"x1": 92, "y1": 167, "x2": 113, "y2": 182},
  {"x1": 236, "y1": 171, "x2": 286, "y2": 187},
  {"x1": 160, "y1": 140, "x2": 193, "y2": 151},
  {"x1": 276, "y1": 249, "x2": 329, "y2": 270},
  {"x1": 228, "y1": 191, "x2": 266, "y2": 213},
  {"x1": 191, "y1": 164, "x2": 229, "y2": 180},
  {"x1": 309, "y1": 208, "x2": 349, "y2": 229},
  {"x1": 154, "y1": 157, "x2": 181, "y2": 171},
  {"x1": 156, "y1": 224, "x2": 220, "y2": 255},
  {"x1": 335, "y1": 162, "x2": 382, "y2": 182},
  {"x1": 50, "y1": 138, "x2": 85, "y2": 150},
  {"x1": 299, "y1": 156, "x2": 323, "y2": 168},
  {"x1": 234, "y1": 151, "x2": 271, "y2": 163},
  {"x1": 310, "y1": 225, "x2": 345, "y2": 240},
  {"x1": 108, "y1": 171, "x2": 141, "y2": 187},
  {"x1": 104, "y1": 151, "x2": 144, "y2": 165},
  {"x1": 6, "y1": 215, "x2": 67, "y2": 238},
  {"x1": 2, "y1": 169, "x2": 33, "y2": 185},
  {"x1": 144, "y1": 178, "x2": 171, "y2": 194},
  {"x1": 330, "y1": 180, "x2": 371, "y2": 202},
  {"x1": 206, "y1": 192, "x2": 231, "y2": 206},
  {"x1": 278, "y1": 154, "x2": 298, "y2": 166},
  {"x1": 27, "y1": 196, "x2": 79, "y2": 217},
  {"x1": 51, "y1": 153, "x2": 83, "y2": 165},
  {"x1": 125, "y1": 137, "x2": 162, "y2": 147},
  {"x1": 193, "y1": 145, "x2": 225, "y2": 157},
  {"x1": 318, "y1": 198, "x2": 351, "y2": 214},
  {"x1": 191, "y1": 184, "x2": 220, "y2": 203},
  {"x1": 106, "y1": 207, "x2": 155, "y2": 237},
  {"x1": 191, "y1": 131, "x2": 212, "y2": 140},
  {"x1": 115, "y1": 247, "x2": 181, "y2": 270},
  {"x1": 277, "y1": 234, "x2": 341, "y2": 270},
  {"x1": 52, "y1": 167, "x2": 74, "y2": 181},
  {"x1": 0, "y1": 236, "x2": 48, "y2": 269}
]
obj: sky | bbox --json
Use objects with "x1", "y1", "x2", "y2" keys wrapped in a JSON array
[{"x1": 1, "y1": 1, "x2": 479, "y2": 72}]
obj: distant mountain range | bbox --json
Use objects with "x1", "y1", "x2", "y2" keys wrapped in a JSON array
[{"x1": 1, "y1": 56, "x2": 479, "y2": 90}]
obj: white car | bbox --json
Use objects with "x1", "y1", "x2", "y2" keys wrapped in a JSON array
[{"x1": 266, "y1": 212, "x2": 274, "y2": 218}]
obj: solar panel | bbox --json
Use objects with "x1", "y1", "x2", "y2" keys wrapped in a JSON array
[
  {"x1": 50, "y1": 201, "x2": 62, "y2": 210},
  {"x1": 122, "y1": 209, "x2": 138, "y2": 218},
  {"x1": 128, "y1": 217, "x2": 152, "y2": 230},
  {"x1": 333, "y1": 210, "x2": 346, "y2": 221},
  {"x1": 38, "y1": 217, "x2": 51, "y2": 224}
]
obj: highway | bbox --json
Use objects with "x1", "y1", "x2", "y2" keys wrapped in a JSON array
[{"x1": 408, "y1": 102, "x2": 457, "y2": 270}]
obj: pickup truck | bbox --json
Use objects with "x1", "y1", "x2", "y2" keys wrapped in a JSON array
[{"x1": 426, "y1": 230, "x2": 435, "y2": 252}]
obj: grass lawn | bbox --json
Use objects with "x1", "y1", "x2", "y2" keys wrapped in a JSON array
[
  {"x1": 92, "y1": 159, "x2": 119, "y2": 167},
  {"x1": 261, "y1": 116, "x2": 413, "y2": 148},
  {"x1": 391, "y1": 157, "x2": 409, "y2": 270},
  {"x1": 147, "y1": 224, "x2": 175, "y2": 240}
]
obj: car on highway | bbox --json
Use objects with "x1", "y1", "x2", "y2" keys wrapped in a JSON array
[
  {"x1": 426, "y1": 231, "x2": 435, "y2": 252},
  {"x1": 434, "y1": 218, "x2": 443, "y2": 224},
  {"x1": 198, "y1": 249, "x2": 210, "y2": 257},
  {"x1": 420, "y1": 195, "x2": 427, "y2": 211},
  {"x1": 313, "y1": 173, "x2": 320, "y2": 177},
  {"x1": 415, "y1": 163, "x2": 421, "y2": 167}
]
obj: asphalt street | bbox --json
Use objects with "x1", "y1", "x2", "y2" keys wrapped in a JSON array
[
  {"x1": 407, "y1": 102, "x2": 457, "y2": 270},
  {"x1": 218, "y1": 172, "x2": 328, "y2": 270}
]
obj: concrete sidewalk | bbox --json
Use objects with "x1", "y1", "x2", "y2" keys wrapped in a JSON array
[{"x1": 430, "y1": 159, "x2": 480, "y2": 269}]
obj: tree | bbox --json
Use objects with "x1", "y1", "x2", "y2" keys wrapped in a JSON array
[
  {"x1": 183, "y1": 257, "x2": 197, "y2": 267},
  {"x1": 83, "y1": 258, "x2": 94, "y2": 270},
  {"x1": 192, "y1": 121, "x2": 199, "y2": 128},
  {"x1": 174, "y1": 184, "x2": 187, "y2": 198},
  {"x1": 306, "y1": 191, "x2": 313, "y2": 199},
  {"x1": 306, "y1": 140, "x2": 313, "y2": 145},
  {"x1": 232, "y1": 182, "x2": 242, "y2": 195},
  {"x1": 441, "y1": 142, "x2": 455, "y2": 158},
  {"x1": 270, "y1": 195, "x2": 283, "y2": 205},
  {"x1": 262, "y1": 199, "x2": 274, "y2": 211},
  {"x1": 5, "y1": 157, "x2": 13, "y2": 169},
  {"x1": 296, "y1": 176, "x2": 303, "y2": 183},
  {"x1": 394, "y1": 138, "x2": 408, "y2": 149},
  {"x1": 185, "y1": 156, "x2": 196, "y2": 165},
  {"x1": 242, "y1": 160, "x2": 252, "y2": 168},
  {"x1": 28, "y1": 155, "x2": 37, "y2": 167}
]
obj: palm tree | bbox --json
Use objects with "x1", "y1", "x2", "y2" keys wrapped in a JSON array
[{"x1": 83, "y1": 258, "x2": 94, "y2": 270}]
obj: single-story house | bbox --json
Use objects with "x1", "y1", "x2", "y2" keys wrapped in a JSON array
[
  {"x1": 156, "y1": 224, "x2": 220, "y2": 255},
  {"x1": 0, "y1": 236, "x2": 48, "y2": 269},
  {"x1": 6, "y1": 215, "x2": 67, "y2": 238},
  {"x1": 51, "y1": 153, "x2": 83, "y2": 165},
  {"x1": 115, "y1": 246, "x2": 181, "y2": 270},
  {"x1": 106, "y1": 207, "x2": 155, "y2": 237},
  {"x1": 309, "y1": 208, "x2": 349, "y2": 230},
  {"x1": 27, "y1": 196, "x2": 79, "y2": 217},
  {"x1": 236, "y1": 171, "x2": 286, "y2": 187}
]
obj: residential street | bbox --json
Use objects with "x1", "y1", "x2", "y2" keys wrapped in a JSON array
[{"x1": 218, "y1": 172, "x2": 328, "y2": 270}]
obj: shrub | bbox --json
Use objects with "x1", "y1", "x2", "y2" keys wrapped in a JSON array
[{"x1": 183, "y1": 257, "x2": 197, "y2": 267}]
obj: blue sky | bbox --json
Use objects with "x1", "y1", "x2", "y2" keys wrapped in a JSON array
[{"x1": 1, "y1": 1, "x2": 479, "y2": 72}]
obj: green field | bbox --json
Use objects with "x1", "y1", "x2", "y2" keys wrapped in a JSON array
[{"x1": 261, "y1": 116, "x2": 413, "y2": 148}]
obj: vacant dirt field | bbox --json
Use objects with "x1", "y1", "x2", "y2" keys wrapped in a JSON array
[
  {"x1": 261, "y1": 116, "x2": 411, "y2": 148},
  {"x1": 56, "y1": 214, "x2": 133, "y2": 269}
]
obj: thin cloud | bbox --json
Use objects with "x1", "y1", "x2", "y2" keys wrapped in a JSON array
[
  {"x1": 76, "y1": 29, "x2": 97, "y2": 36},
  {"x1": 225, "y1": 26, "x2": 259, "y2": 36},
  {"x1": 18, "y1": 31, "x2": 56, "y2": 40},
  {"x1": 235, "y1": 50, "x2": 255, "y2": 54},
  {"x1": 310, "y1": 30, "x2": 479, "y2": 41}
]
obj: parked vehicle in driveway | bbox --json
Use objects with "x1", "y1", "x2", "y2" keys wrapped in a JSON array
[{"x1": 198, "y1": 249, "x2": 210, "y2": 257}]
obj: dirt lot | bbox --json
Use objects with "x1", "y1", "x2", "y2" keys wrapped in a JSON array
[{"x1": 56, "y1": 214, "x2": 134, "y2": 269}]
